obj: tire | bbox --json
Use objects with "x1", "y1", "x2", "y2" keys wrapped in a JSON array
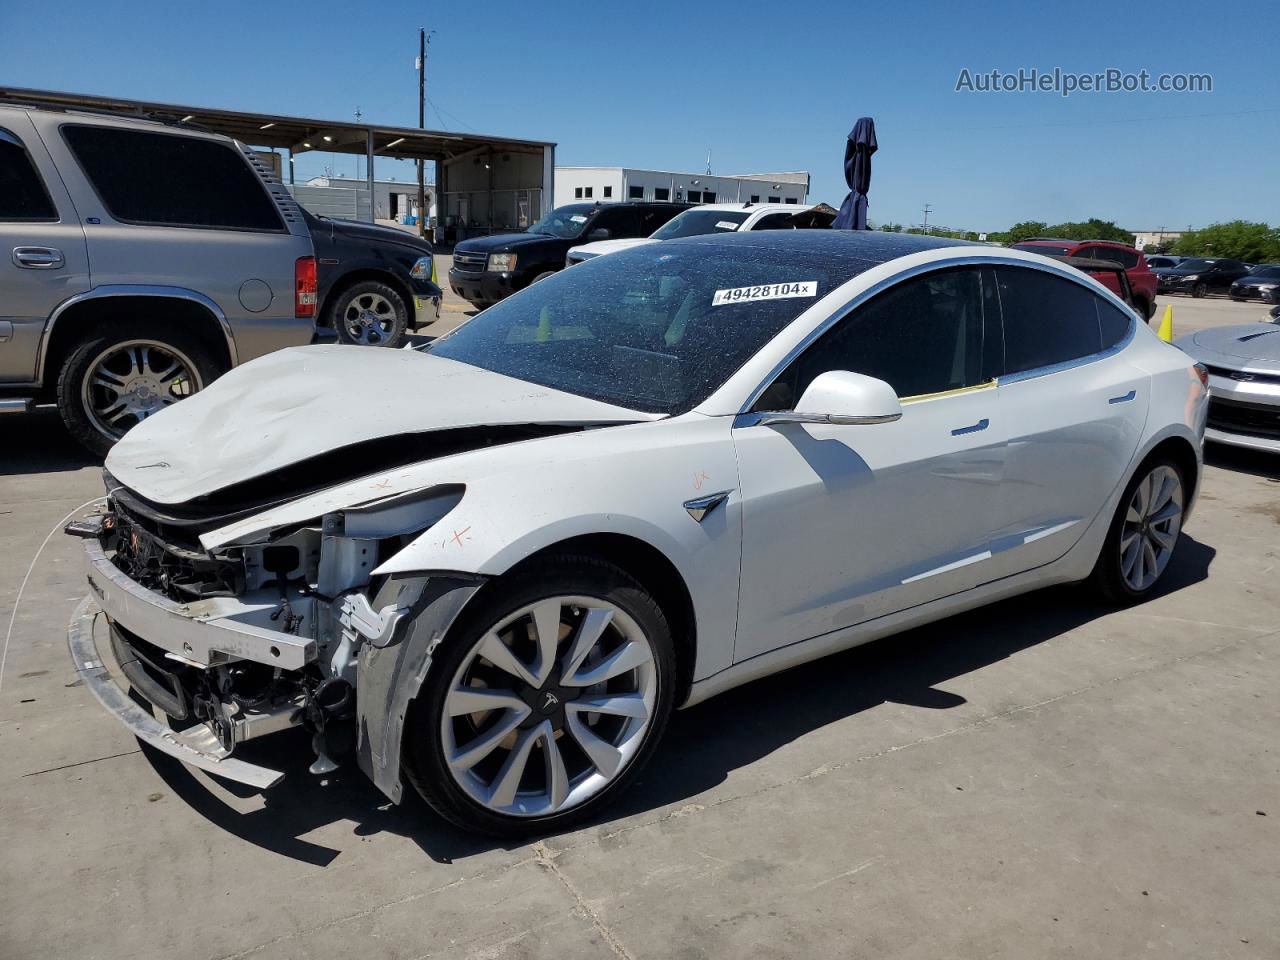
[
  {"x1": 1089, "y1": 456, "x2": 1186, "y2": 604},
  {"x1": 330, "y1": 280, "x2": 408, "y2": 347},
  {"x1": 1133, "y1": 297, "x2": 1152, "y2": 321},
  {"x1": 56, "y1": 319, "x2": 222, "y2": 457},
  {"x1": 1192, "y1": 282, "x2": 1208, "y2": 299},
  {"x1": 530, "y1": 270, "x2": 556, "y2": 285},
  {"x1": 404, "y1": 554, "x2": 677, "y2": 837}
]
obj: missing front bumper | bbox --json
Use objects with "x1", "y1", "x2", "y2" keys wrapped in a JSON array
[{"x1": 67, "y1": 597, "x2": 286, "y2": 790}]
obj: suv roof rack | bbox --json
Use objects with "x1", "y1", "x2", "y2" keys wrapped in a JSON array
[{"x1": 0, "y1": 97, "x2": 215, "y2": 135}]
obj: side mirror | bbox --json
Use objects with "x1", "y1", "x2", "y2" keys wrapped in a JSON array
[
  {"x1": 588, "y1": 228, "x2": 610, "y2": 241},
  {"x1": 756, "y1": 370, "x2": 902, "y2": 426}
]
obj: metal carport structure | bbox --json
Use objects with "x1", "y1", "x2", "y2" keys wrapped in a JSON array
[{"x1": 0, "y1": 86, "x2": 556, "y2": 234}]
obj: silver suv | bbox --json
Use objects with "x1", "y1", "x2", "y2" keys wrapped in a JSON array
[{"x1": 0, "y1": 102, "x2": 315, "y2": 454}]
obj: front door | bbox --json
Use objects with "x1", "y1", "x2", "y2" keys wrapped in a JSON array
[
  {"x1": 0, "y1": 113, "x2": 90, "y2": 383},
  {"x1": 733, "y1": 266, "x2": 1007, "y2": 662}
]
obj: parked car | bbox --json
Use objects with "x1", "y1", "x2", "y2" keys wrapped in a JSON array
[
  {"x1": 1176, "y1": 322, "x2": 1280, "y2": 452},
  {"x1": 0, "y1": 102, "x2": 315, "y2": 455},
  {"x1": 448, "y1": 201, "x2": 691, "y2": 307},
  {"x1": 1145, "y1": 255, "x2": 1183, "y2": 269},
  {"x1": 70, "y1": 231, "x2": 1206, "y2": 836},
  {"x1": 304, "y1": 209, "x2": 440, "y2": 347},
  {"x1": 1157, "y1": 257, "x2": 1251, "y2": 298},
  {"x1": 1011, "y1": 239, "x2": 1158, "y2": 319},
  {"x1": 565, "y1": 202, "x2": 817, "y2": 266},
  {"x1": 1228, "y1": 264, "x2": 1280, "y2": 304}
]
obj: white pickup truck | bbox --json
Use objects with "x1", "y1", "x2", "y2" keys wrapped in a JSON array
[{"x1": 565, "y1": 201, "x2": 816, "y2": 266}]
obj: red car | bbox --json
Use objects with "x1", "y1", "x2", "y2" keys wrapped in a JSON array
[{"x1": 1012, "y1": 239, "x2": 1158, "y2": 320}]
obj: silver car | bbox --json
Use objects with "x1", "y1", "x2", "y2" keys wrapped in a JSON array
[
  {"x1": 1176, "y1": 320, "x2": 1280, "y2": 453},
  {"x1": 0, "y1": 102, "x2": 315, "y2": 454}
]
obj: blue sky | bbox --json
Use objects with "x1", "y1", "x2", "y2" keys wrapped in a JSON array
[{"x1": 2, "y1": 0, "x2": 1275, "y2": 232}]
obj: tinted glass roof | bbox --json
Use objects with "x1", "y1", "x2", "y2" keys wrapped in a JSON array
[{"x1": 667, "y1": 228, "x2": 979, "y2": 265}]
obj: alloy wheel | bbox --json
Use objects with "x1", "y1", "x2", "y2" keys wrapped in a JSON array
[
  {"x1": 441, "y1": 596, "x2": 658, "y2": 818},
  {"x1": 342, "y1": 292, "x2": 399, "y2": 345},
  {"x1": 1119, "y1": 464, "x2": 1183, "y2": 592},
  {"x1": 80, "y1": 339, "x2": 201, "y2": 440}
]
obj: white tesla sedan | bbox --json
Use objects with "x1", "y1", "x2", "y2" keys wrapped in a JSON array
[{"x1": 72, "y1": 231, "x2": 1207, "y2": 836}]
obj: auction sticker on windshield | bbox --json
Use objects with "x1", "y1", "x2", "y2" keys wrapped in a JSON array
[{"x1": 712, "y1": 281, "x2": 817, "y2": 306}]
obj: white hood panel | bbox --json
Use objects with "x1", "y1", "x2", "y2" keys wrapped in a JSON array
[{"x1": 106, "y1": 345, "x2": 650, "y2": 505}]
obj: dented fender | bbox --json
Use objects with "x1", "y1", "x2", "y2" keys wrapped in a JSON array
[{"x1": 356, "y1": 574, "x2": 486, "y2": 802}]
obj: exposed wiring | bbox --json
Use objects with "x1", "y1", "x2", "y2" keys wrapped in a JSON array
[{"x1": 0, "y1": 497, "x2": 107, "y2": 694}]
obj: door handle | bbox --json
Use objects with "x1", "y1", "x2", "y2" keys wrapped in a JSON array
[
  {"x1": 950, "y1": 418, "x2": 989, "y2": 436},
  {"x1": 1108, "y1": 390, "x2": 1137, "y2": 404},
  {"x1": 12, "y1": 246, "x2": 65, "y2": 269}
]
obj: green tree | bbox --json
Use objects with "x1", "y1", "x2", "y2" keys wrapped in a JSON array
[
  {"x1": 1172, "y1": 221, "x2": 1280, "y2": 262},
  {"x1": 1002, "y1": 221, "x2": 1049, "y2": 244},
  {"x1": 1044, "y1": 219, "x2": 1135, "y2": 246}
]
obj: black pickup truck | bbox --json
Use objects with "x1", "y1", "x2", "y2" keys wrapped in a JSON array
[
  {"x1": 448, "y1": 201, "x2": 691, "y2": 308},
  {"x1": 305, "y1": 210, "x2": 441, "y2": 346}
]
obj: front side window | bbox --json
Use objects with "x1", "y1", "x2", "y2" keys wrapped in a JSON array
[
  {"x1": 62, "y1": 125, "x2": 282, "y2": 231},
  {"x1": 0, "y1": 129, "x2": 56, "y2": 221},
  {"x1": 429, "y1": 243, "x2": 853, "y2": 415},
  {"x1": 994, "y1": 266, "x2": 1105, "y2": 375},
  {"x1": 757, "y1": 267, "x2": 988, "y2": 410},
  {"x1": 746, "y1": 212, "x2": 794, "y2": 231}
]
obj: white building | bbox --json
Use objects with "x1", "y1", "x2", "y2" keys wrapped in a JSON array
[
  {"x1": 293, "y1": 176, "x2": 434, "y2": 225},
  {"x1": 1130, "y1": 229, "x2": 1185, "y2": 251},
  {"x1": 554, "y1": 167, "x2": 809, "y2": 207}
]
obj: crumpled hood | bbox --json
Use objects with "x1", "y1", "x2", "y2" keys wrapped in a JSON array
[
  {"x1": 1179, "y1": 323, "x2": 1280, "y2": 369},
  {"x1": 106, "y1": 345, "x2": 650, "y2": 505}
]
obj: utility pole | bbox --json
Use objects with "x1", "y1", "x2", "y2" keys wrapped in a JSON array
[
  {"x1": 416, "y1": 27, "x2": 427, "y2": 241},
  {"x1": 922, "y1": 203, "x2": 932, "y2": 234}
]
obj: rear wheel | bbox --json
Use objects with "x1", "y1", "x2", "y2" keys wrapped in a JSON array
[
  {"x1": 331, "y1": 280, "x2": 407, "y2": 347},
  {"x1": 405, "y1": 555, "x2": 676, "y2": 836},
  {"x1": 56, "y1": 319, "x2": 221, "y2": 456},
  {"x1": 1090, "y1": 458, "x2": 1185, "y2": 603}
]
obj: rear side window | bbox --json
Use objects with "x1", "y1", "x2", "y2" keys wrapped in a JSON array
[
  {"x1": 1097, "y1": 299, "x2": 1132, "y2": 350},
  {"x1": 994, "y1": 267, "x2": 1103, "y2": 374},
  {"x1": 0, "y1": 129, "x2": 56, "y2": 221},
  {"x1": 62, "y1": 125, "x2": 282, "y2": 231},
  {"x1": 1095, "y1": 246, "x2": 1139, "y2": 268}
]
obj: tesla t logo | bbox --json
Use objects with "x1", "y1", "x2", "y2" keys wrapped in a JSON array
[{"x1": 542, "y1": 692, "x2": 560, "y2": 710}]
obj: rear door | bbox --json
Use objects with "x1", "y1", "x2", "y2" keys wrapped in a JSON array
[
  {"x1": 985, "y1": 266, "x2": 1148, "y2": 578},
  {"x1": 0, "y1": 110, "x2": 90, "y2": 383},
  {"x1": 35, "y1": 117, "x2": 312, "y2": 363}
]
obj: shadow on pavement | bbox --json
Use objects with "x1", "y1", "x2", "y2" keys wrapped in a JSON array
[
  {"x1": 139, "y1": 533, "x2": 1215, "y2": 866},
  {"x1": 1204, "y1": 443, "x2": 1280, "y2": 481},
  {"x1": 0, "y1": 407, "x2": 98, "y2": 475}
]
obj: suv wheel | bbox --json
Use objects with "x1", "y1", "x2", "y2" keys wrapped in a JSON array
[
  {"x1": 405, "y1": 555, "x2": 676, "y2": 837},
  {"x1": 331, "y1": 281, "x2": 408, "y2": 347},
  {"x1": 1192, "y1": 282, "x2": 1208, "y2": 298},
  {"x1": 57, "y1": 319, "x2": 221, "y2": 457}
]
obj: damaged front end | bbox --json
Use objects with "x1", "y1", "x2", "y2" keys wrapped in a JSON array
[{"x1": 68, "y1": 475, "x2": 484, "y2": 798}]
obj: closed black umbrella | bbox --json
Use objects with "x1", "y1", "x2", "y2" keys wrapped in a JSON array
[{"x1": 833, "y1": 117, "x2": 877, "y2": 230}]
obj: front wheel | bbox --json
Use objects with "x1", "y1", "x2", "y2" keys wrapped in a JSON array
[
  {"x1": 331, "y1": 280, "x2": 408, "y2": 347},
  {"x1": 530, "y1": 270, "x2": 556, "y2": 285},
  {"x1": 1090, "y1": 458, "x2": 1185, "y2": 604},
  {"x1": 1192, "y1": 282, "x2": 1208, "y2": 298},
  {"x1": 405, "y1": 556, "x2": 676, "y2": 836}
]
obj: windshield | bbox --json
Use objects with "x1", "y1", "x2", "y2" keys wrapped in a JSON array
[
  {"x1": 428, "y1": 242, "x2": 848, "y2": 414},
  {"x1": 527, "y1": 204, "x2": 596, "y2": 239},
  {"x1": 1013, "y1": 243, "x2": 1072, "y2": 256},
  {"x1": 1247, "y1": 265, "x2": 1280, "y2": 278},
  {"x1": 650, "y1": 209, "x2": 750, "y2": 240},
  {"x1": 1177, "y1": 258, "x2": 1217, "y2": 271}
]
